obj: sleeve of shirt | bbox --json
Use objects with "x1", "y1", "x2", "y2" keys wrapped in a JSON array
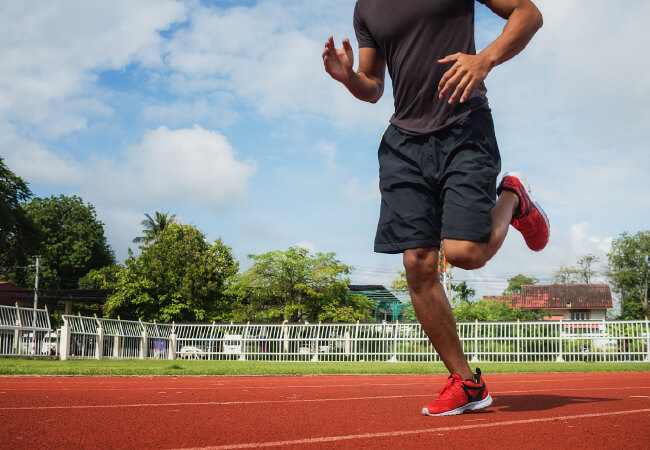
[{"x1": 353, "y1": 2, "x2": 376, "y2": 48}]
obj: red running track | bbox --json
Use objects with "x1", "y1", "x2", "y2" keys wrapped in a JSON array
[{"x1": 1, "y1": 372, "x2": 649, "y2": 449}]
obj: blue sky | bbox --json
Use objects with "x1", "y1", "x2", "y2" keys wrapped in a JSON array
[{"x1": 2, "y1": 0, "x2": 649, "y2": 300}]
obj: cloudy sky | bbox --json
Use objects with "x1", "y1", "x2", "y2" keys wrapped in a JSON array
[{"x1": 2, "y1": 0, "x2": 649, "y2": 300}]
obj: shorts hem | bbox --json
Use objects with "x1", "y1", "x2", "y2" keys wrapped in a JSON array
[
  {"x1": 374, "y1": 239, "x2": 441, "y2": 254},
  {"x1": 441, "y1": 229, "x2": 491, "y2": 244}
]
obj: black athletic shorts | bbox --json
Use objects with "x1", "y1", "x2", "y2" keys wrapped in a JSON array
[{"x1": 374, "y1": 109, "x2": 501, "y2": 254}]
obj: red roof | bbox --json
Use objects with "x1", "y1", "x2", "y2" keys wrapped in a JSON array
[
  {"x1": 0, "y1": 281, "x2": 29, "y2": 306},
  {"x1": 509, "y1": 284, "x2": 612, "y2": 310}
]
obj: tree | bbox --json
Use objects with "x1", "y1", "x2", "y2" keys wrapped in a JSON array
[
  {"x1": 132, "y1": 211, "x2": 177, "y2": 244},
  {"x1": 452, "y1": 281, "x2": 475, "y2": 304},
  {"x1": 552, "y1": 265, "x2": 580, "y2": 284},
  {"x1": 607, "y1": 231, "x2": 650, "y2": 319},
  {"x1": 0, "y1": 158, "x2": 40, "y2": 283},
  {"x1": 453, "y1": 297, "x2": 547, "y2": 322},
  {"x1": 104, "y1": 224, "x2": 238, "y2": 322},
  {"x1": 390, "y1": 270, "x2": 408, "y2": 290},
  {"x1": 20, "y1": 195, "x2": 115, "y2": 289},
  {"x1": 575, "y1": 254, "x2": 600, "y2": 284},
  {"x1": 502, "y1": 274, "x2": 539, "y2": 296},
  {"x1": 227, "y1": 247, "x2": 359, "y2": 322}
]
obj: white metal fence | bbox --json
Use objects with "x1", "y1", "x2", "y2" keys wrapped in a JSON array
[
  {"x1": 56, "y1": 315, "x2": 650, "y2": 363},
  {"x1": 0, "y1": 305, "x2": 56, "y2": 356}
]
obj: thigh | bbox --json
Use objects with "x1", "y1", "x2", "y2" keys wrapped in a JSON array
[{"x1": 440, "y1": 110, "x2": 501, "y2": 243}]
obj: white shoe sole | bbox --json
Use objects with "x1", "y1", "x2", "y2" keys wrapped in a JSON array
[{"x1": 421, "y1": 394, "x2": 493, "y2": 416}]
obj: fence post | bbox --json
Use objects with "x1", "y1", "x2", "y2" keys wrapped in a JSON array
[
  {"x1": 470, "y1": 319, "x2": 480, "y2": 363},
  {"x1": 388, "y1": 320, "x2": 399, "y2": 362},
  {"x1": 282, "y1": 320, "x2": 289, "y2": 356},
  {"x1": 556, "y1": 320, "x2": 565, "y2": 362},
  {"x1": 168, "y1": 321, "x2": 177, "y2": 360},
  {"x1": 140, "y1": 319, "x2": 148, "y2": 360},
  {"x1": 645, "y1": 316, "x2": 650, "y2": 362},
  {"x1": 354, "y1": 320, "x2": 360, "y2": 362},
  {"x1": 516, "y1": 319, "x2": 521, "y2": 363},
  {"x1": 59, "y1": 316, "x2": 71, "y2": 360},
  {"x1": 94, "y1": 314, "x2": 103, "y2": 360},
  {"x1": 96, "y1": 326, "x2": 104, "y2": 360},
  {"x1": 312, "y1": 321, "x2": 321, "y2": 362},
  {"x1": 344, "y1": 327, "x2": 351, "y2": 356},
  {"x1": 240, "y1": 322, "x2": 249, "y2": 361}
]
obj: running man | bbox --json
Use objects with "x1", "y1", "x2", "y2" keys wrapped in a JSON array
[{"x1": 323, "y1": 0, "x2": 548, "y2": 416}]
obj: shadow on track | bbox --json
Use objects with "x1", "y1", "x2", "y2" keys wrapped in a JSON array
[{"x1": 490, "y1": 394, "x2": 617, "y2": 413}]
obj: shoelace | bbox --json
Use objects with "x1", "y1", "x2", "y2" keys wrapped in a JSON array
[{"x1": 437, "y1": 375, "x2": 464, "y2": 399}]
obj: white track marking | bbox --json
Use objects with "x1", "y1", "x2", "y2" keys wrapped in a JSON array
[
  {"x1": 176, "y1": 408, "x2": 650, "y2": 449},
  {"x1": 1, "y1": 386, "x2": 649, "y2": 411}
]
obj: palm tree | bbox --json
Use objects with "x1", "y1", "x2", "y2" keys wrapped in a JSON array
[{"x1": 132, "y1": 211, "x2": 177, "y2": 244}]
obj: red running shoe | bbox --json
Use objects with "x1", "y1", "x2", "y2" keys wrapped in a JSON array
[
  {"x1": 497, "y1": 172, "x2": 550, "y2": 252},
  {"x1": 421, "y1": 368, "x2": 492, "y2": 416}
]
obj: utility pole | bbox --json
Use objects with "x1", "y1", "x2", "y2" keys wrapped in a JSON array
[{"x1": 446, "y1": 266, "x2": 452, "y2": 304}]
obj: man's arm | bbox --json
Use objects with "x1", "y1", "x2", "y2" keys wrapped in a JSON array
[
  {"x1": 438, "y1": 0, "x2": 543, "y2": 104},
  {"x1": 322, "y1": 36, "x2": 386, "y2": 103}
]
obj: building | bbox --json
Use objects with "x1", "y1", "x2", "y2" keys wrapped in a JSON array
[
  {"x1": 0, "y1": 281, "x2": 33, "y2": 307},
  {"x1": 348, "y1": 285, "x2": 405, "y2": 322},
  {"x1": 507, "y1": 284, "x2": 613, "y2": 320}
]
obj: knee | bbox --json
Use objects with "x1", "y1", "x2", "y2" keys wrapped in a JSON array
[
  {"x1": 403, "y1": 248, "x2": 441, "y2": 292},
  {"x1": 443, "y1": 241, "x2": 489, "y2": 270}
]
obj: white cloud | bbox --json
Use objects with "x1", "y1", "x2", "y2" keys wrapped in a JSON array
[
  {"x1": 162, "y1": 1, "x2": 391, "y2": 131},
  {"x1": 97, "y1": 125, "x2": 256, "y2": 210},
  {"x1": 0, "y1": 0, "x2": 187, "y2": 138}
]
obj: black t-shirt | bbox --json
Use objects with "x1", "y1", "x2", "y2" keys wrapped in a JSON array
[{"x1": 354, "y1": 0, "x2": 490, "y2": 135}]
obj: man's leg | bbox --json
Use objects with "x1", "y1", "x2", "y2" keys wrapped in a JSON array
[
  {"x1": 442, "y1": 189, "x2": 518, "y2": 270},
  {"x1": 403, "y1": 246, "x2": 473, "y2": 380}
]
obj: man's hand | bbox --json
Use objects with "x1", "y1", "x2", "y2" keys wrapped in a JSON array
[
  {"x1": 322, "y1": 36, "x2": 355, "y2": 83},
  {"x1": 437, "y1": 52, "x2": 494, "y2": 104}
]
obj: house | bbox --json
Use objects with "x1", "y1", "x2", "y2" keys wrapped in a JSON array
[
  {"x1": 0, "y1": 281, "x2": 33, "y2": 307},
  {"x1": 508, "y1": 284, "x2": 613, "y2": 320}
]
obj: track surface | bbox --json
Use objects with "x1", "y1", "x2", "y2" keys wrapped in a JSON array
[{"x1": 1, "y1": 372, "x2": 649, "y2": 449}]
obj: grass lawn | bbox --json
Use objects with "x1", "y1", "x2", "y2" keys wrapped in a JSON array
[{"x1": 1, "y1": 358, "x2": 649, "y2": 376}]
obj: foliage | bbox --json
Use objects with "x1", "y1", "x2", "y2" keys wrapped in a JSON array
[
  {"x1": 227, "y1": 246, "x2": 360, "y2": 323},
  {"x1": 399, "y1": 301, "x2": 418, "y2": 322},
  {"x1": 552, "y1": 265, "x2": 580, "y2": 284},
  {"x1": 18, "y1": 195, "x2": 115, "y2": 289},
  {"x1": 390, "y1": 270, "x2": 408, "y2": 290},
  {"x1": 0, "y1": 158, "x2": 40, "y2": 285},
  {"x1": 453, "y1": 297, "x2": 548, "y2": 322},
  {"x1": 502, "y1": 274, "x2": 539, "y2": 296},
  {"x1": 104, "y1": 224, "x2": 238, "y2": 322},
  {"x1": 575, "y1": 254, "x2": 600, "y2": 284},
  {"x1": 317, "y1": 293, "x2": 375, "y2": 322},
  {"x1": 452, "y1": 281, "x2": 475, "y2": 304},
  {"x1": 607, "y1": 231, "x2": 650, "y2": 319},
  {"x1": 78, "y1": 265, "x2": 123, "y2": 290},
  {"x1": 132, "y1": 211, "x2": 177, "y2": 244}
]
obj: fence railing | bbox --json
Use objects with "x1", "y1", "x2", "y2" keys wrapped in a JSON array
[
  {"x1": 0, "y1": 304, "x2": 56, "y2": 357},
  {"x1": 57, "y1": 315, "x2": 650, "y2": 363}
]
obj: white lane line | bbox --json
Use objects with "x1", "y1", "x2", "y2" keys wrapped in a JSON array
[
  {"x1": 177, "y1": 408, "x2": 650, "y2": 450},
  {"x1": 0, "y1": 394, "x2": 429, "y2": 410},
  {"x1": 1, "y1": 386, "x2": 649, "y2": 411},
  {"x1": 2, "y1": 377, "x2": 648, "y2": 391}
]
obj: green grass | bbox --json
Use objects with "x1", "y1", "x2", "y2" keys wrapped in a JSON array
[{"x1": 1, "y1": 358, "x2": 649, "y2": 376}]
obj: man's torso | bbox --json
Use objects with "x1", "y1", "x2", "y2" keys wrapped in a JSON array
[{"x1": 354, "y1": 0, "x2": 489, "y2": 135}]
